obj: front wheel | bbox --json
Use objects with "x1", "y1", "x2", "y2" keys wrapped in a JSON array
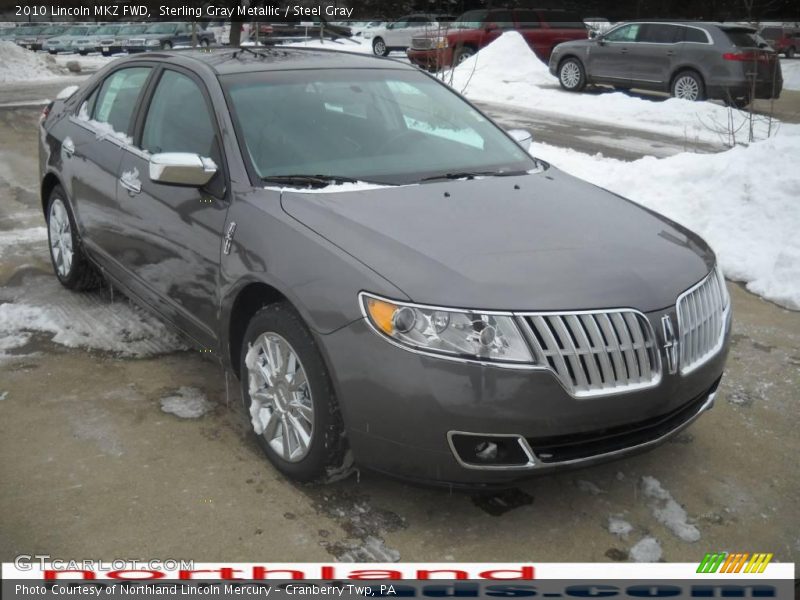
[
  {"x1": 46, "y1": 186, "x2": 102, "y2": 290},
  {"x1": 162, "y1": 41, "x2": 172, "y2": 50},
  {"x1": 671, "y1": 71, "x2": 706, "y2": 102},
  {"x1": 453, "y1": 46, "x2": 476, "y2": 65},
  {"x1": 200, "y1": 39, "x2": 210, "y2": 48},
  {"x1": 372, "y1": 37, "x2": 388, "y2": 57},
  {"x1": 240, "y1": 303, "x2": 350, "y2": 483},
  {"x1": 558, "y1": 57, "x2": 586, "y2": 92}
]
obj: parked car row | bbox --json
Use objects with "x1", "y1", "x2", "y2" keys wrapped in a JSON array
[{"x1": 3, "y1": 21, "x2": 216, "y2": 55}]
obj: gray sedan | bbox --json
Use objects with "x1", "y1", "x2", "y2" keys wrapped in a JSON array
[
  {"x1": 550, "y1": 21, "x2": 782, "y2": 107},
  {"x1": 38, "y1": 49, "x2": 730, "y2": 486}
]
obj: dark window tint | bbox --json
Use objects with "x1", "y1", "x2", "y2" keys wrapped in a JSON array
[
  {"x1": 724, "y1": 29, "x2": 761, "y2": 47},
  {"x1": 638, "y1": 24, "x2": 682, "y2": 43},
  {"x1": 514, "y1": 10, "x2": 541, "y2": 29},
  {"x1": 142, "y1": 70, "x2": 218, "y2": 161},
  {"x1": 489, "y1": 10, "x2": 514, "y2": 29},
  {"x1": 540, "y1": 10, "x2": 584, "y2": 28},
  {"x1": 684, "y1": 27, "x2": 708, "y2": 43},
  {"x1": 605, "y1": 24, "x2": 640, "y2": 42},
  {"x1": 92, "y1": 67, "x2": 151, "y2": 135}
]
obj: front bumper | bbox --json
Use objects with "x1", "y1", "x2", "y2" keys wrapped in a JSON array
[
  {"x1": 407, "y1": 47, "x2": 453, "y2": 70},
  {"x1": 320, "y1": 308, "x2": 729, "y2": 486}
]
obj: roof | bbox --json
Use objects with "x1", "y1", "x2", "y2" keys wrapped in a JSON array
[{"x1": 133, "y1": 46, "x2": 413, "y2": 76}]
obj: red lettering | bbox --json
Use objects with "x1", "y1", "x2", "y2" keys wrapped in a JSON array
[
  {"x1": 108, "y1": 570, "x2": 165, "y2": 580},
  {"x1": 43, "y1": 570, "x2": 96, "y2": 580},
  {"x1": 350, "y1": 570, "x2": 403, "y2": 580},
  {"x1": 251, "y1": 567, "x2": 304, "y2": 579},
  {"x1": 479, "y1": 566, "x2": 535, "y2": 579},
  {"x1": 417, "y1": 570, "x2": 468, "y2": 580}
]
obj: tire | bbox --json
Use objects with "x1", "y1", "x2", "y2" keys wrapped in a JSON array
[
  {"x1": 671, "y1": 70, "x2": 706, "y2": 102},
  {"x1": 200, "y1": 39, "x2": 210, "y2": 48},
  {"x1": 372, "y1": 37, "x2": 388, "y2": 57},
  {"x1": 162, "y1": 41, "x2": 172, "y2": 50},
  {"x1": 558, "y1": 57, "x2": 587, "y2": 92},
  {"x1": 240, "y1": 303, "x2": 350, "y2": 483},
  {"x1": 46, "y1": 185, "x2": 103, "y2": 291},
  {"x1": 453, "y1": 46, "x2": 476, "y2": 65}
]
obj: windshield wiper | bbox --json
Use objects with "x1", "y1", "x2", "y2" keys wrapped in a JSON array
[
  {"x1": 261, "y1": 174, "x2": 389, "y2": 188},
  {"x1": 419, "y1": 170, "x2": 527, "y2": 183}
]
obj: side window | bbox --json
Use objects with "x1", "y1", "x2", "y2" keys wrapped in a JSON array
[
  {"x1": 490, "y1": 11, "x2": 514, "y2": 29},
  {"x1": 638, "y1": 24, "x2": 681, "y2": 44},
  {"x1": 514, "y1": 10, "x2": 541, "y2": 29},
  {"x1": 141, "y1": 70, "x2": 218, "y2": 163},
  {"x1": 605, "y1": 24, "x2": 640, "y2": 42},
  {"x1": 89, "y1": 67, "x2": 151, "y2": 136},
  {"x1": 683, "y1": 27, "x2": 708, "y2": 43}
]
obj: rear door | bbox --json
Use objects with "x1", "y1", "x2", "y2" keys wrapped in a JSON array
[
  {"x1": 628, "y1": 23, "x2": 684, "y2": 89},
  {"x1": 112, "y1": 67, "x2": 229, "y2": 349},
  {"x1": 588, "y1": 22, "x2": 641, "y2": 84},
  {"x1": 64, "y1": 66, "x2": 153, "y2": 261}
]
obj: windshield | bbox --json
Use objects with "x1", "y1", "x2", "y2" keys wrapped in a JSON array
[
  {"x1": 224, "y1": 69, "x2": 535, "y2": 185},
  {"x1": 42, "y1": 26, "x2": 66, "y2": 35},
  {"x1": 119, "y1": 25, "x2": 147, "y2": 34},
  {"x1": 147, "y1": 23, "x2": 178, "y2": 34},
  {"x1": 67, "y1": 27, "x2": 90, "y2": 36},
  {"x1": 19, "y1": 26, "x2": 45, "y2": 35},
  {"x1": 452, "y1": 11, "x2": 488, "y2": 29}
]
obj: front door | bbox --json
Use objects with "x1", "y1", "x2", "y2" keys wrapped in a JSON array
[
  {"x1": 589, "y1": 23, "x2": 641, "y2": 84},
  {"x1": 627, "y1": 23, "x2": 683, "y2": 87},
  {"x1": 113, "y1": 68, "x2": 229, "y2": 350}
]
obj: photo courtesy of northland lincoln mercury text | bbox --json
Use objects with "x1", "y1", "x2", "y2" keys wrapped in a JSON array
[{"x1": 0, "y1": 0, "x2": 798, "y2": 597}]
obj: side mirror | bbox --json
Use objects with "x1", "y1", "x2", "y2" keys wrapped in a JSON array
[
  {"x1": 149, "y1": 152, "x2": 217, "y2": 187},
  {"x1": 588, "y1": 30, "x2": 597, "y2": 39},
  {"x1": 507, "y1": 128, "x2": 533, "y2": 151}
]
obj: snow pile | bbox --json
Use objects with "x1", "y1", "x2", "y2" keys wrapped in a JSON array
[
  {"x1": 0, "y1": 272, "x2": 184, "y2": 360},
  {"x1": 0, "y1": 41, "x2": 67, "y2": 83},
  {"x1": 608, "y1": 516, "x2": 634, "y2": 538},
  {"x1": 629, "y1": 536, "x2": 663, "y2": 562},
  {"x1": 78, "y1": 101, "x2": 133, "y2": 145},
  {"x1": 780, "y1": 59, "x2": 800, "y2": 91},
  {"x1": 532, "y1": 134, "x2": 800, "y2": 310},
  {"x1": 451, "y1": 32, "x2": 794, "y2": 145},
  {"x1": 0, "y1": 227, "x2": 47, "y2": 258},
  {"x1": 160, "y1": 387, "x2": 212, "y2": 419},
  {"x1": 640, "y1": 476, "x2": 701, "y2": 543}
]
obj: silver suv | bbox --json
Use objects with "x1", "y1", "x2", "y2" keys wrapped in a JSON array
[{"x1": 550, "y1": 22, "x2": 783, "y2": 107}]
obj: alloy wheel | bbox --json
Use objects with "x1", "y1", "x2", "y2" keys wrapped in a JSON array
[
  {"x1": 674, "y1": 75, "x2": 699, "y2": 101},
  {"x1": 48, "y1": 198, "x2": 73, "y2": 279},
  {"x1": 247, "y1": 332, "x2": 314, "y2": 463},
  {"x1": 373, "y1": 39, "x2": 386, "y2": 56},
  {"x1": 560, "y1": 62, "x2": 581, "y2": 89}
]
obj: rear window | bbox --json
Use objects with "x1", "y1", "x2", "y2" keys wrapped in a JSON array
[
  {"x1": 724, "y1": 29, "x2": 761, "y2": 47},
  {"x1": 637, "y1": 24, "x2": 682, "y2": 44},
  {"x1": 760, "y1": 27, "x2": 781, "y2": 39},
  {"x1": 515, "y1": 10, "x2": 541, "y2": 29}
]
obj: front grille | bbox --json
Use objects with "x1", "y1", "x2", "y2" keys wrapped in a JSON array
[
  {"x1": 527, "y1": 378, "x2": 719, "y2": 463},
  {"x1": 677, "y1": 268, "x2": 728, "y2": 374},
  {"x1": 411, "y1": 36, "x2": 434, "y2": 50},
  {"x1": 127, "y1": 38, "x2": 145, "y2": 46},
  {"x1": 522, "y1": 310, "x2": 661, "y2": 397}
]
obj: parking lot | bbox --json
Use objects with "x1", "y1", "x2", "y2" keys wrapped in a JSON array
[{"x1": 1, "y1": 95, "x2": 798, "y2": 565}]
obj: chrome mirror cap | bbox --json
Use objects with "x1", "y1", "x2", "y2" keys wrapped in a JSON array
[
  {"x1": 149, "y1": 152, "x2": 217, "y2": 187},
  {"x1": 507, "y1": 129, "x2": 533, "y2": 151}
]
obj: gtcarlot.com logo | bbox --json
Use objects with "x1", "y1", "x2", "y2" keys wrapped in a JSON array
[{"x1": 697, "y1": 552, "x2": 773, "y2": 574}]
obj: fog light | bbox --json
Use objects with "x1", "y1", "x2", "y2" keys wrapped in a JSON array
[{"x1": 475, "y1": 441, "x2": 498, "y2": 461}]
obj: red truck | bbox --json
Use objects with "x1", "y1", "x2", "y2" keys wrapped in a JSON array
[{"x1": 407, "y1": 9, "x2": 588, "y2": 70}]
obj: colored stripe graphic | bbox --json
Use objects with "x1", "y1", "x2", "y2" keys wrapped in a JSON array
[{"x1": 697, "y1": 552, "x2": 773, "y2": 574}]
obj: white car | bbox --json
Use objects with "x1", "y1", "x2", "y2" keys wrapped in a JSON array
[
  {"x1": 205, "y1": 21, "x2": 230, "y2": 45},
  {"x1": 369, "y1": 14, "x2": 453, "y2": 56}
]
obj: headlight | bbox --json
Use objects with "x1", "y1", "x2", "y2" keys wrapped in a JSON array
[
  {"x1": 146, "y1": 39, "x2": 161, "y2": 46},
  {"x1": 360, "y1": 293, "x2": 533, "y2": 364},
  {"x1": 434, "y1": 36, "x2": 448, "y2": 49}
]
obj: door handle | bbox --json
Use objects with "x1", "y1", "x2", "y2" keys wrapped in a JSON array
[{"x1": 62, "y1": 137, "x2": 75, "y2": 158}]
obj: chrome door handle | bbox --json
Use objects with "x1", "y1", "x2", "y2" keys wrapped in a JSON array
[
  {"x1": 120, "y1": 178, "x2": 141, "y2": 195},
  {"x1": 62, "y1": 137, "x2": 75, "y2": 158}
]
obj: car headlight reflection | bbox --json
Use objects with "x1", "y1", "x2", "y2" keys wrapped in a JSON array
[{"x1": 361, "y1": 293, "x2": 533, "y2": 364}]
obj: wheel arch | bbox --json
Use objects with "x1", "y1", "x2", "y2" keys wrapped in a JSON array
[
  {"x1": 669, "y1": 66, "x2": 706, "y2": 90},
  {"x1": 41, "y1": 171, "x2": 62, "y2": 217}
]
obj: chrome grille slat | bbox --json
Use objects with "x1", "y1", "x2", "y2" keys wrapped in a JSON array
[
  {"x1": 522, "y1": 309, "x2": 661, "y2": 398},
  {"x1": 677, "y1": 269, "x2": 728, "y2": 374}
]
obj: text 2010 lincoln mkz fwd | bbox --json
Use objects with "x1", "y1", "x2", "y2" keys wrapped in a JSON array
[{"x1": 39, "y1": 48, "x2": 731, "y2": 485}]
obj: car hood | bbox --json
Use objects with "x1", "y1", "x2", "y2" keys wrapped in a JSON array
[
  {"x1": 280, "y1": 169, "x2": 714, "y2": 313},
  {"x1": 555, "y1": 38, "x2": 594, "y2": 51}
]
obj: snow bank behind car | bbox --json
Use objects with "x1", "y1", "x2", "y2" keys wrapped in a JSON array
[{"x1": 0, "y1": 41, "x2": 67, "y2": 83}]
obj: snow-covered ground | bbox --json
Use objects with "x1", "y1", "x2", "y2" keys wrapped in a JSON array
[
  {"x1": 0, "y1": 41, "x2": 117, "y2": 83},
  {"x1": 780, "y1": 59, "x2": 800, "y2": 91},
  {"x1": 451, "y1": 33, "x2": 800, "y2": 147},
  {"x1": 532, "y1": 136, "x2": 800, "y2": 310}
]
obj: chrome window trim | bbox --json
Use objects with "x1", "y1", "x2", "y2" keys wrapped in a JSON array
[{"x1": 602, "y1": 21, "x2": 713, "y2": 45}]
